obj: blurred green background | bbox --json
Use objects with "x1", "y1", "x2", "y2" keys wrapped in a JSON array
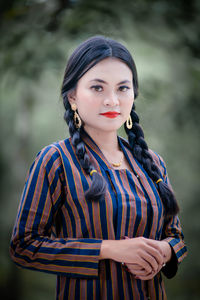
[{"x1": 0, "y1": 0, "x2": 200, "y2": 299}]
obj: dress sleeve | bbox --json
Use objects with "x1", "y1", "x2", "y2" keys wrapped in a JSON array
[
  {"x1": 152, "y1": 152, "x2": 188, "y2": 278},
  {"x1": 161, "y1": 216, "x2": 187, "y2": 278},
  {"x1": 9, "y1": 145, "x2": 102, "y2": 278}
]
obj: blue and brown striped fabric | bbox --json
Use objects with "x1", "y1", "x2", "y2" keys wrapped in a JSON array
[{"x1": 10, "y1": 131, "x2": 187, "y2": 299}]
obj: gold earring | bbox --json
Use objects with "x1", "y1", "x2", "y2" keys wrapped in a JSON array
[
  {"x1": 71, "y1": 104, "x2": 82, "y2": 129},
  {"x1": 126, "y1": 115, "x2": 132, "y2": 129},
  {"x1": 71, "y1": 103, "x2": 77, "y2": 111}
]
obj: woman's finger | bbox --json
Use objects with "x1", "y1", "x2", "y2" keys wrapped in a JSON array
[
  {"x1": 135, "y1": 275, "x2": 153, "y2": 280},
  {"x1": 127, "y1": 267, "x2": 151, "y2": 277},
  {"x1": 141, "y1": 249, "x2": 162, "y2": 272},
  {"x1": 143, "y1": 244, "x2": 164, "y2": 267}
]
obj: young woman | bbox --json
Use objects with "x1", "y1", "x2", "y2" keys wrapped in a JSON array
[{"x1": 10, "y1": 36, "x2": 187, "y2": 299}]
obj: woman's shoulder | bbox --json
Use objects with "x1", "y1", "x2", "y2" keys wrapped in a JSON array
[
  {"x1": 118, "y1": 136, "x2": 167, "y2": 172},
  {"x1": 149, "y1": 149, "x2": 166, "y2": 168},
  {"x1": 148, "y1": 149, "x2": 168, "y2": 179},
  {"x1": 33, "y1": 138, "x2": 72, "y2": 168}
]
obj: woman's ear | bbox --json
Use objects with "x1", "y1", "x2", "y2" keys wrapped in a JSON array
[{"x1": 67, "y1": 89, "x2": 76, "y2": 104}]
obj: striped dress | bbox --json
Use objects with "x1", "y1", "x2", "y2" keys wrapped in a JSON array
[{"x1": 10, "y1": 131, "x2": 187, "y2": 299}]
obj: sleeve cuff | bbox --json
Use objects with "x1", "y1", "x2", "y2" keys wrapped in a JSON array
[
  {"x1": 162, "y1": 244, "x2": 178, "y2": 279},
  {"x1": 161, "y1": 237, "x2": 187, "y2": 279}
]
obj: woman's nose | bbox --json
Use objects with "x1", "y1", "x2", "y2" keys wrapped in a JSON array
[{"x1": 103, "y1": 92, "x2": 119, "y2": 106}]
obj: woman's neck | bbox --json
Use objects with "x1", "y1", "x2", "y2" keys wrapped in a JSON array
[{"x1": 83, "y1": 126, "x2": 120, "y2": 153}]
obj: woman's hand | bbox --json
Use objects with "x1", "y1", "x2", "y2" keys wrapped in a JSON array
[
  {"x1": 100, "y1": 237, "x2": 172, "y2": 280},
  {"x1": 124, "y1": 261, "x2": 164, "y2": 280},
  {"x1": 123, "y1": 237, "x2": 172, "y2": 280},
  {"x1": 100, "y1": 237, "x2": 169, "y2": 275}
]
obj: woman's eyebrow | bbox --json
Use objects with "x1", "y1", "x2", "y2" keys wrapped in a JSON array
[
  {"x1": 117, "y1": 80, "x2": 131, "y2": 85},
  {"x1": 89, "y1": 79, "x2": 107, "y2": 84},
  {"x1": 89, "y1": 79, "x2": 131, "y2": 85}
]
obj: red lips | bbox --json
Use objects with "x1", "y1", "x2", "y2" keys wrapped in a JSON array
[{"x1": 100, "y1": 112, "x2": 120, "y2": 118}]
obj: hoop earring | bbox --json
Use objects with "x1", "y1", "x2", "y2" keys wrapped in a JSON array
[
  {"x1": 126, "y1": 115, "x2": 132, "y2": 129},
  {"x1": 71, "y1": 104, "x2": 82, "y2": 129}
]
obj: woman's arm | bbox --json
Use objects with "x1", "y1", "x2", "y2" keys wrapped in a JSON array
[{"x1": 10, "y1": 145, "x2": 102, "y2": 279}]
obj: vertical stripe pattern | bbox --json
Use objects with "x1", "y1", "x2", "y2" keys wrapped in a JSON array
[{"x1": 10, "y1": 132, "x2": 187, "y2": 299}]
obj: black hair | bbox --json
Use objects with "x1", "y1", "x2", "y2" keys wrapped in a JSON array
[{"x1": 61, "y1": 35, "x2": 179, "y2": 218}]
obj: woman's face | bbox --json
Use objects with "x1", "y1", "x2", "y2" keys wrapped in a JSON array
[{"x1": 68, "y1": 57, "x2": 134, "y2": 135}]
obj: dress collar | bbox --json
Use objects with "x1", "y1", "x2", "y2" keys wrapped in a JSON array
[{"x1": 81, "y1": 129, "x2": 133, "y2": 171}]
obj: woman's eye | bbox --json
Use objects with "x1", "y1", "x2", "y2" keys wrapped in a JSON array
[
  {"x1": 91, "y1": 85, "x2": 103, "y2": 92},
  {"x1": 119, "y1": 86, "x2": 130, "y2": 92}
]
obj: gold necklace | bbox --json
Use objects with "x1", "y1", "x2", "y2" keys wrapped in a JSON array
[{"x1": 111, "y1": 151, "x2": 124, "y2": 167}]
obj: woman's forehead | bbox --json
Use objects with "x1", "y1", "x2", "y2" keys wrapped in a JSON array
[{"x1": 79, "y1": 57, "x2": 133, "y2": 82}]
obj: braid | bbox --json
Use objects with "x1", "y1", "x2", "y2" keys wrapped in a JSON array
[
  {"x1": 63, "y1": 96, "x2": 107, "y2": 201},
  {"x1": 124, "y1": 104, "x2": 179, "y2": 218}
]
